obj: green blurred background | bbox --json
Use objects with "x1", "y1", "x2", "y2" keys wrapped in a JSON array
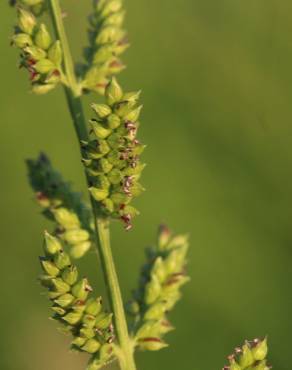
[{"x1": 1, "y1": 0, "x2": 292, "y2": 369}]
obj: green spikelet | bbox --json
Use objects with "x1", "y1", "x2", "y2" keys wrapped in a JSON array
[
  {"x1": 129, "y1": 225, "x2": 189, "y2": 350},
  {"x1": 39, "y1": 232, "x2": 115, "y2": 368},
  {"x1": 81, "y1": 0, "x2": 129, "y2": 94},
  {"x1": 82, "y1": 78, "x2": 145, "y2": 229},
  {"x1": 27, "y1": 153, "x2": 93, "y2": 258},
  {"x1": 15, "y1": 0, "x2": 47, "y2": 16},
  {"x1": 11, "y1": 7, "x2": 63, "y2": 93},
  {"x1": 223, "y1": 338, "x2": 270, "y2": 370}
]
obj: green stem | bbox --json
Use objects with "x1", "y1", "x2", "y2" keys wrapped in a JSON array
[{"x1": 48, "y1": 1, "x2": 136, "y2": 369}]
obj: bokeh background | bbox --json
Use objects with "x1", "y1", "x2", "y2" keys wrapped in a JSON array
[{"x1": 1, "y1": 0, "x2": 292, "y2": 369}]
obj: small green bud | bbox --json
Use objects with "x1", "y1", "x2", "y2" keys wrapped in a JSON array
[
  {"x1": 39, "y1": 274, "x2": 53, "y2": 288},
  {"x1": 102, "y1": 198, "x2": 114, "y2": 213},
  {"x1": 100, "y1": 0, "x2": 122, "y2": 17},
  {"x1": 167, "y1": 234, "x2": 189, "y2": 250},
  {"x1": 95, "y1": 312, "x2": 113, "y2": 330},
  {"x1": 252, "y1": 338, "x2": 268, "y2": 361},
  {"x1": 144, "y1": 302, "x2": 167, "y2": 321},
  {"x1": 90, "y1": 121, "x2": 112, "y2": 139},
  {"x1": 138, "y1": 338, "x2": 168, "y2": 351},
  {"x1": 82, "y1": 314, "x2": 97, "y2": 328},
  {"x1": 34, "y1": 24, "x2": 52, "y2": 50},
  {"x1": 161, "y1": 290, "x2": 181, "y2": 311},
  {"x1": 98, "y1": 158, "x2": 113, "y2": 173},
  {"x1": 80, "y1": 326, "x2": 95, "y2": 339},
  {"x1": 151, "y1": 257, "x2": 167, "y2": 283},
  {"x1": 107, "y1": 132, "x2": 124, "y2": 149},
  {"x1": 72, "y1": 336, "x2": 87, "y2": 347},
  {"x1": 51, "y1": 305, "x2": 66, "y2": 316},
  {"x1": 91, "y1": 103, "x2": 112, "y2": 118},
  {"x1": 54, "y1": 251, "x2": 71, "y2": 270},
  {"x1": 158, "y1": 224, "x2": 172, "y2": 250},
  {"x1": 44, "y1": 70, "x2": 61, "y2": 84},
  {"x1": 110, "y1": 192, "x2": 129, "y2": 205},
  {"x1": 48, "y1": 41, "x2": 63, "y2": 67},
  {"x1": 107, "y1": 168, "x2": 122, "y2": 185},
  {"x1": 123, "y1": 91, "x2": 141, "y2": 105},
  {"x1": 34, "y1": 59, "x2": 55, "y2": 74},
  {"x1": 96, "y1": 26, "x2": 124, "y2": 45},
  {"x1": 82, "y1": 339, "x2": 101, "y2": 354},
  {"x1": 70, "y1": 241, "x2": 91, "y2": 259},
  {"x1": 63, "y1": 310, "x2": 83, "y2": 325},
  {"x1": 54, "y1": 293, "x2": 75, "y2": 308},
  {"x1": 159, "y1": 320, "x2": 175, "y2": 335},
  {"x1": 95, "y1": 174, "x2": 111, "y2": 189},
  {"x1": 12, "y1": 33, "x2": 32, "y2": 48},
  {"x1": 107, "y1": 114, "x2": 121, "y2": 129},
  {"x1": 31, "y1": 83, "x2": 56, "y2": 95},
  {"x1": 131, "y1": 182, "x2": 145, "y2": 197},
  {"x1": 136, "y1": 320, "x2": 161, "y2": 339},
  {"x1": 144, "y1": 275, "x2": 161, "y2": 305},
  {"x1": 89, "y1": 187, "x2": 109, "y2": 201},
  {"x1": 52, "y1": 208, "x2": 80, "y2": 230},
  {"x1": 126, "y1": 300, "x2": 140, "y2": 315},
  {"x1": 44, "y1": 232, "x2": 62, "y2": 255},
  {"x1": 104, "y1": 10, "x2": 125, "y2": 27},
  {"x1": 164, "y1": 248, "x2": 186, "y2": 275},
  {"x1": 122, "y1": 205, "x2": 139, "y2": 218},
  {"x1": 72, "y1": 278, "x2": 92, "y2": 300},
  {"x1": 105, "y1": 78, "x2": 123, "y2": 105},
  {"x1": 85, "y1": 297, "x2": 103, "y2": 316},
  {"x1": 93, "y1": 44, "x2": 114, "y2": 63},
  {"x1": 24, "y1": 45, "x2": 46, "y2": 60},
  {"x1": 230, "y1": 359, "x2": 241, "y2": 370},
  {"x1": 239, "y1": 343, "x2": 254, "y2": 368},
  {"x1": 61, "y1": 266, "x2": 78, "y2": 285},
  {"x1": 18, "y1": 8, "x2": 36, "y2": 35},
  {"x1": 63, "y1": 229, "x2": 90, "y2": 245},
  {"x1": 99, "y1": 343, "x2": 114, "y2": 360},
  {"x1": 124, "y1": 105, "x2": 143, "y2": 122},
  {"x1": 114, "y1": 102, "x2": 133, "y2": 118},
  {"x1": 40, "y1": 259, "x2": 59, "y2": 277},
  {"x1": 253, "y1": 360, "x2": 267, "y2": 370},
  {"x1": 97, "y1": 140, "x2": 111, "y2": 155},
  {"x1": 51, "y1": 278, "x2": 71, "y2": 294}
]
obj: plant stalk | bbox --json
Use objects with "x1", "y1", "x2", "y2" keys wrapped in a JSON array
[{"x1": 48, "y1": 1, "x2": 136, "y2": 369}]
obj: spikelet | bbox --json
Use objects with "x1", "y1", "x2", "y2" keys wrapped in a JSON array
[
  {"x1": 82, "y1": 78, "x2": 145, "y2": 230},
  {"x1": 27, "y1": 153, "x2": 93, "y2": 258},
  {"x1": 128, "y1": 225, "x2": 189, "y2": 350},
  {"x1": 80, "y1": 0, "x2": 129, "y2": 94},
  {"x1": 40, "y1": 232, "x2": 115, "y2": 368},
  {"x1": 222, "y1": 338, "x2": 270, "y2": 370},
  {"x1": 11, "y1": 7, "x2": 64, "y2": 93},
  {"x1": 11, "y1": 0, "x2": 47, "y2": 15}
]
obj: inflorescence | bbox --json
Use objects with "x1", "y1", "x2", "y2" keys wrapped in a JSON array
[
  {"x1": 223, "y1": 338, "x2": 271, "y2": 370},
  {"x1": 40, "y1": 232, "x2": 115, "y2": 370},
  {"x1": 81, "y1": 0, "x2": 129, "y2": 94},
  {"x1": 12, "y1": 6, "x2": 64, "y2": 94},
  {"x1": 82, "y1": 78, "x2": 145, "y2": 230},
  {"x1": 27, "y1": 153, "x2": 93, "y2": 258},
  {"x1": 128, "y1": 225, "x2": 190, "y2": 350}
]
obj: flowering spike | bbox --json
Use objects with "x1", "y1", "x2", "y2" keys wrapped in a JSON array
[
  {"x1": 223, "y1": 338, "x2": 271, "y2": 370},
  {"x1": 39, "y1": 232, "x2": 115, "y2": 367},
  {"x1": 82, "y1": 80, "x2": 145, "y2": 228},
  {"x1": 11, "y1": 7, "x2": 63, "y2": 93},
  {"x1": 128, "y1": 226, "x2": 189, "y2": 350},
  {"x1": 81, "y1": 0, "x2": 129, "y2": 94},
  {"x1": 27, "y1": 153, "x2": 93, "y2": 258}
]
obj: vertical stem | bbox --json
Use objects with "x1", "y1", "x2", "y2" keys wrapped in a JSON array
[{"x1": 48, "y1": 1, "x2": 136, "y2": 369}]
